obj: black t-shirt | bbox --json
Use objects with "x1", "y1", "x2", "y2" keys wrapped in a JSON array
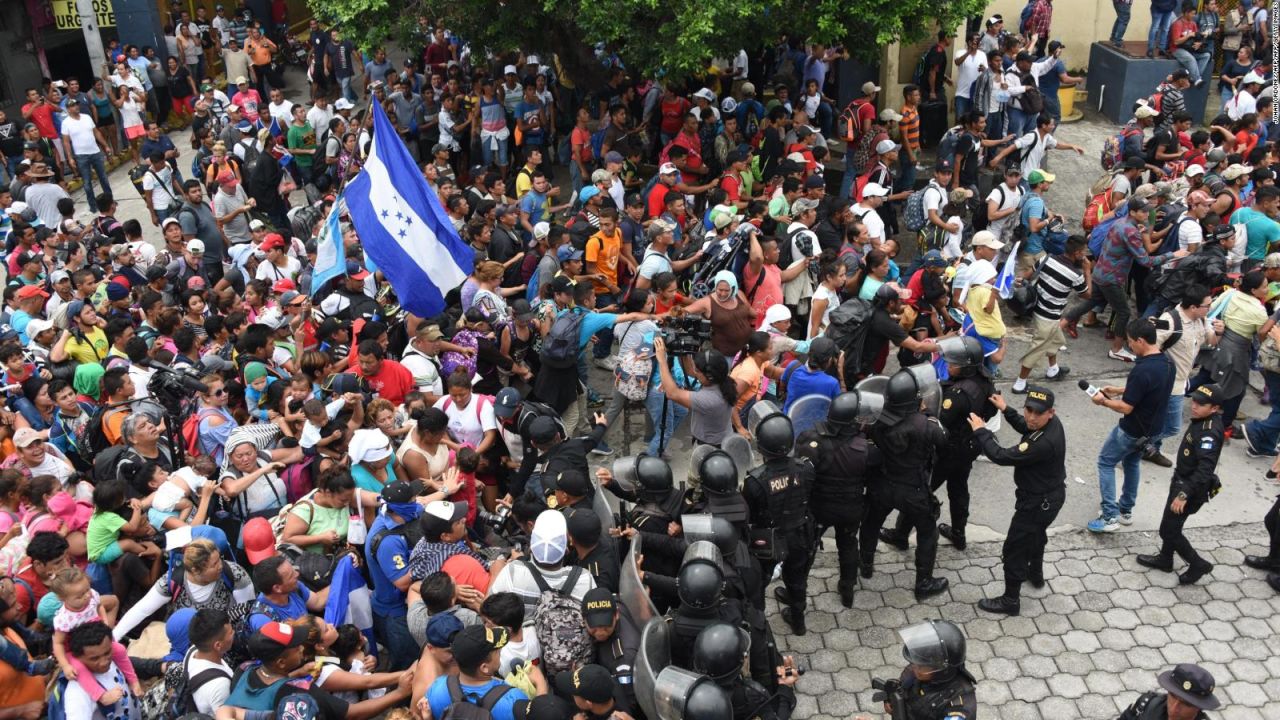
[
  {"x1": 863, "y1": 306, "x2": 908, "y2": 373},
  {"x1": 956, "y1": 132, "x2": 981, "y2": 188},
  {"x1": 1119, "y1": 352, "x2": 1175, "y2": 438},
  {"x1": 326, "y1": 41, "x2": 355, "y2": 78},
  {"x1": 924, "y1": 46, "x2": 949, "y2": 98},
  {"x1": 168, "y1": 67, "x2": 194, "y2": 98},
  {"x1": 309, "y1": 30, "x2": 329, "y2": 65},
  {"x1": 0, "y1": 120, "x2": 23, "y2": 156},
  {"x1": 1145, "y1": 128, "x2": 1178, "y2": 166}
]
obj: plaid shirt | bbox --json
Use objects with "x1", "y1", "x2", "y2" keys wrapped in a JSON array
[
  {"x1": 408, "y1": 538, "x2": 490, "y2": 581},
  {"x1": 1027, "y1": 0, "x2": 1054, "y2": 37},
  {"x1": 1092, "y1": 217, "x2": 1171, "y2": 287}
]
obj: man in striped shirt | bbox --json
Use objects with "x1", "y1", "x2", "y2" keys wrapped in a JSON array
[
  {"x1": 1012, "y1": 235, "x2": 1089, "y2": 394},
  {"x1": 896, "y1": 85, "x2": 922, "y2": 197}
]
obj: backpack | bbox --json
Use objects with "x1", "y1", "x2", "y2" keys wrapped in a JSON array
[
  {"x1": 1088, "y1": 210, "x2": 1126, "y2": 257},
  {"x1": 225, "y1": 661, "x2": 311, "y2": 711},
  {"x1": 776, "y1": 225, "x2": 814, "y2": 273},
  {"x1": 1018, "y1": 76, "x2": 1045, "y2": 115},
  {"x1": 823, "y1": 298, "x2": 875, "y2": 380},
  {"x1": 1019, "y1": 0, "x2": 1037, "y2": 34},
  {"x1": 904, "y1": 184, "x2": 942, "y2": 233},
  {"x1": 369, "y1": 515, "x2": 425, "y2": 561},
  {"x1": 1148, "y1": 87, "x2": 1165, "y2": 115},
  {"x1": 238, "y1": 138, "x2": 263, "y2": 175},
  {"x1": 525, "y1": 562, "x2": 593, "y2": 675},
  {"x1": 589, "y1": 123, "x2": 609, "y2": 164},
  {"x1": 139, "y1": 645, "x2": 232, "y2": 720},
  {"x1": 613, "y1": 324, "x2": 653, "y2": 402},
  {"x1": 540, "y1": 311, "x2": 586, "y2": 369},
  {"x1": 91, "y1": 444, "x2": 130, "y2": 486},
  {"x1": 838, "y1": 98, "x2": 869, "y2": 144},
  {"x1": 439, "y1": 675, "x2": 513, "y2": 720},
  {"x1": 936, "y1": 126, "x2": 963, "y2": 166},
  {"x1": 849, "y1": 128, "x2": 879, "y2": 178},
  {"x1": 1102, "y1": 126, "x2": 1142, "y2": 171},
  {"x1": 180, "y1": 407, "x2": 222, "y2": 458},
  {"x1": 911, "y1": 52, "x2": 930, "y2": 88},
  {"x1": 1082, "y1": 189, "x2": 1113, "y2": 233},
  {"x1": 128, "y1": 164, "x2": 150, "y2": 197},
  {"x1": 268, "y1": 489, "x2": 318, "y2": 539},
  {"x1": 639, "y1": 173, "x2": 663, "y2": 212}
]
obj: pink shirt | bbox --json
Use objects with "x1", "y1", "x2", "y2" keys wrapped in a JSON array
[
  {"x1": 53, "y1": 589, "x2": 102, "y2": 633},
  {"x1": 743, "y1": 262, "x2": 783, "y2": 321}
]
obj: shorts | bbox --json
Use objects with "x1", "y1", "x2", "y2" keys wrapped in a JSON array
[
  {"x1": 1020, "y1": 315, "x2": 1066, "y2": 369},
  {"x1": 97, "y1": 114, "x2": 116, "y2": 128},
  {"x1": 1016, "y1": 250, "x2": 1045, "y2": 279},
  {"x1": 124, "y1": 124, "x2": 147, "y2": 140}
]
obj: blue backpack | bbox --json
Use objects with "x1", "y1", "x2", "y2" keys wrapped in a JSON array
[
  {"x1": 1089, "y1": 206, "x2": 1129, "y2": 257},
  {"x1": 590, "y1": 123, "x2": 609, "y2": 163},
  {"x1": 1019, "y1": 0, "x2": 1037, "y2": 34}
]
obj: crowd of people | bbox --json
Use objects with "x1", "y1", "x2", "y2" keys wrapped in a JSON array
[{"x1": 0, "y1": 1, "x2": 1277, "y2": 719}]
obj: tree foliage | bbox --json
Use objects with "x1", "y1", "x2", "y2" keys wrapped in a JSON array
[{"x1": 311, "y1": 0, "x2": 987, "y2": 85}]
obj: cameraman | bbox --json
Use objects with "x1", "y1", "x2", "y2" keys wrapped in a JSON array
[{"x1": 652, "y1": 338, "x2": 736, "y2": 448}]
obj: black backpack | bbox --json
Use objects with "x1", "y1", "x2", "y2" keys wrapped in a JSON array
[
  {"x1": 370, "y1": 515, "x2": 425, "y2": 559},
  {"x1": 823, "y1": 298, "x2": 874, "y2": 380},
  {"x1": 1019, "y1": 76, "x2": 1045, "y2": 115},
  {"x1": 439, "y1": 675, "x2": 512, "y2": 720},
  {"x1": 540, "y1": 312, "x2": 586, "y2": 369},
  {"x1": 776, "y1": 225, "x2": 813, "y2": 273}
]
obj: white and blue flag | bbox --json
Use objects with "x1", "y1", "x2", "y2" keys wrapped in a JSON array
[
  {"x1": 345, "y1": 102, "x2": 473, "y2": 318},
  {"x1": 309, "y1": 190, "x2": 347, "y2": 297},
  {"x1": 995, "y1": 241, "x2": 1020, "y2": 300}
]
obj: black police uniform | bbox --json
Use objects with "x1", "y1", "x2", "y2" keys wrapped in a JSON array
[
  {"x1": 860, "y1": 412, "x2": 948, "y2": 585},
  {"x1": 514, "y1": 421, "x2": 606, "y2": 499},
  {"x1": 1117, "y1": 693, "x2": 1209, "y2": 720},
  {"x1": 730, "y1": 676, "x2": 796, "y2": 720},
  {"x1": 1149, "y1": 412, "x2": 1223, "y2": 576},
  {"x1": 577, "y1": 540, "x2": 623, "y2": 593},
  {"x1": 973, "y1": 395, "x2": 1066, "y2": 602},
  {"x1": 896, "y1": 666, "x2": 978, "y2": 720},
  {"x1": 743, "y1": 455, "x2": 815, "y2": 614},
  {"x1": 796, "y1": 421, "x2": 881, "y2": 595},
  {"x1": 593, "y1": 603, "x2": 642, "y2": 711}
]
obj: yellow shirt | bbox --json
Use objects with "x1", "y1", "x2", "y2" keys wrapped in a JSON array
[
  {"x1": 65, "y1": 327, "x2": 109, "y2": 364},
  {"x1": 515, "y1": 165, "x2": 536, "y2": 201},
  {"x1": 1219, "y1": 290, "x2": 1268, "y2": 338},
  {"x1": 965, "y1": 284, "x2": 1006, "y2": 340}
]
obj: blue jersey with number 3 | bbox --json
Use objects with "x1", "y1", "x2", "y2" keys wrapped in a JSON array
[{"x1": 366, "y1": 513, "x2": 411, "y2": 615}]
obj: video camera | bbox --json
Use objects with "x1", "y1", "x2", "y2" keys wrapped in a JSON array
[{"x1": 662, "y1": 315, "x2": 712, "y2": 356}]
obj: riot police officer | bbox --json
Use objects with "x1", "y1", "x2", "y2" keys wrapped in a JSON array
[
  {"x1": 859, "y1": 366, "x2": 950, "y2": 600},
  {"x1": 877, "y1": 620, "x2": 977, "y2": 720},
  {"x1": 967, "y1": 386, "x2": 1066, "y2": 616},
  {"x1": 601, "y1": 455, "x2": 687, "y2": 610},
  {"x1": 693, "y1": 624, "x2": 800, "y2": 720},
  {"x1": 743, "y1": 413, "x2": 815, "y2": 635},
  {"x1": 796, "y1": 390, "x2": 882, "y2": 607}
]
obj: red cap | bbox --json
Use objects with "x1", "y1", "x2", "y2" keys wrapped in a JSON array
[
  {"x1": 242, "y1": 517, "x2": 277, "y2": 565},
  {"x1": 15, "y1": 285, "x2": 49, "y2": 300},
  {"x1": 271, "y1": 278, "x2": 297, "y2": 293},
  {"x1": 259, "y1": 233, "x2": 287, "y2": 252}
]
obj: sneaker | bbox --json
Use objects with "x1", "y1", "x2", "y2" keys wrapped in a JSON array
[
  {"x1": 1044, "y1": 366, "x2": 1070, "y2": 381},
  {"x1": 1243, "y1": 426, "x2": 1279, "y2": 458},
  {"x1": 1011, "y1": 384, "x2": 1029, "y2": 395},
  {"x1": 1108, "y1": 348, "x2": 1137, "y2": 362},
  {"x1": 1118, "y1": 513, "x2": 1134, "y2": 525},
  {"x1": 1141, "y1": 448, "x2": 1173, "y2": 467},
  {"x1": 593, "y1": 356, "x2": 618, "y2": 371},
  {"x1": 590, "y1": 442, "x2": 614, "y2": 457},
  {"x1": 1087, "y1": 516, "x2": 1120, "y2": 533}
]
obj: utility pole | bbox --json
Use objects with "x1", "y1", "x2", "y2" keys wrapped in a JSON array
[{"x1": 76, "y1": 0, "x2": 108, "y2": 72}]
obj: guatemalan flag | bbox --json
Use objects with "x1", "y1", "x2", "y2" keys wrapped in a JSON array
[
  {"x1": 310, "y1": 191, "x2": 347, "y2": 297},
  {"x1": 995, "y1": 241, "x2": 1021, "y2": 300},
  {"x1": 345, "y1": 101, "x2": 474, "y2": 318}
]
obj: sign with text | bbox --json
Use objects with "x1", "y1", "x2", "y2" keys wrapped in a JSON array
[{"x1": 50, "y1": 0, "x2": 115, "y2": 30}]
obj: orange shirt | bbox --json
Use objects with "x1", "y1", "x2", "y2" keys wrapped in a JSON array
[
  {"x1": 246, "y1": 36, "x2": 276, "y2": 66},
  {"x1": 0, "y1": 628, "x2": 46, "y2": 707},
  {"x1": 585, "y1": 229, "x2": 622, "y2": 294}
]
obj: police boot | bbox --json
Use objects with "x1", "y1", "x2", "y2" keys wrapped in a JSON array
[
  {"x1": 1245, "y1": 555, "x2": 1280, "y2": 571},
  {"x1": 1136, "y1": 554, "x2": 1175, "y2": 572},
  {"x1": 879, "y1": 528, "x2": 909, "y2": 551},
  {"x1": 977, "y1": 595, "x2": 1021, "y2": 616},
  {"x1": 859, "y1": 553, "x2": 876, "y2": 579},
  {"x1": 772, "y1": 586, "x2": 792, "y2": 605},
  {"x1": 780, "y1": 605, "x2": 807, "y2": 635},
  {"x1": 837, "y1": 579, "x2": 856, "y2": 608},
  {"x1": 1027, "y1": 568, "x2": 1046, "y2": 589},
  {"x1": 938, "y1": 523, "x2": 967, "y2": 551},
  {"x1": 1178, "y1": 561, "x2": 1213, "y2": 585},
  {"x1": 913, "y1": 576, "x2": 949, "y2": 600}
]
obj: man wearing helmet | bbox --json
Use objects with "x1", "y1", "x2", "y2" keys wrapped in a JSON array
[
  {"x1": 882, "y1": 619, "x2": 977, "y2": 719},
  {"x1": 693, "y1": 622, "x2": 800, "y2": 720},
  {"x1": 796, "y1": 389, "x2": 882, "y2": 608},
  {"x1": 966, "y1": 386, "x2": 1066, "y2": 615},
  {"x1": 743, "y1": 412, "x2": 815, "y2": 634}
]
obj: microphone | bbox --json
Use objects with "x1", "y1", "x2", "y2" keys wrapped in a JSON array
[
  {"x1": 1078, "y1": 379, "x2": 1103, "y2": 398},
  {"x1": 138, "y1": 358, "x2": 210, "y2": 393}
]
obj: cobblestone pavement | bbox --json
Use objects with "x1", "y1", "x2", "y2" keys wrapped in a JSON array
[{"x1": 771, "y1": 522, "x2": 1280, "y2": 720}]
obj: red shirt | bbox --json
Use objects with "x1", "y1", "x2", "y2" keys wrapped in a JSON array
[
  {"x1": 358, "y1": 358, "x2": 415, "y2": 405},
  {"x1": 720, "y1": 173, "x2": 742, "y2": 204},
  {"x1": 424, "y1": 42, "x2": 452, "y2": 72},
  {"x1": 21, "y1": 102, "x2": 57, "y2": 139},
  {"x1": 659, "y1": 97, "x2": 692, "y2": 136},
  {"x1": 666, "y1": 131, "x2": 703, "y2": 170},
  {"x1": 742, "y1": 262, "x2": 782, "y2": 319},
  {"x1": 1169, "y1": 18, "x2": 1198, "y2": 52},
  {"x1": 648, "y1": 182, "x2": 672, "y2": 219},
  {"x1": 12, "y1": 564, "x2": 48, "y2": 620}
]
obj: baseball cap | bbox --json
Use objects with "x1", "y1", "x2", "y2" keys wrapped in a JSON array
[
  {"x1": 247, "y1": 622, "x2": 308, "y2": 663},
  {"x1": 380, "y1": 479, "x2": 425, "y2": 504},
  {"x1": 971, "y1": 230, "x2": 1005, "y2": 250},
  {"x1": 425, "y1": 612, "x2": 465, "y2": 648},
  {"x1": 1265, "y1": 253, "x2": 1280, "y2": 269},
  {"x1": 257, "y1": 308, "x2": 287, "y2": 330},
  {"x1": 879, "y1": 108, "x2": 903, "y2": 123},
  {"x1": 808, "y1": 336, "x2": 839, "y2": 364},
  {"x1": 791, "y1": 198, "x2": 820, "y2": 214},
  {"x1": 604, "y1": 150, "x2": 624, "y2": 165},
  {"x1": 242, "y1": 517, "x2": 277, "y2": 565},
  {"x1": 581, "y1": 588, "x2": 619, "y2": 628},
  {"x1": 1189, "y1": 383, "x2": 1222, "y2": 405},
  {"x1": 272, "y1": 278, "x2": 298, "y2": 294},
  {"x1": 1123, "y1": 156, "x2": 1147, "y2": 170},
  {"x1": 1023, "y1": 387, "x2": 1055, "y2": 412},
  {"x1": 333, "y1": 98, "x2": 354, "y2": 110},
  {"x1": 503, "y1": 65, "x2": 518, "y2": 75},
  {"x1": 1135, "y1": 105, "x2": 1159, "y2": 119},
  {"x1": 556, "y1": 245, "x2": 584, "y2": 262},
  {"x1": 279, "y1": 291, "x2": 301, "y2": 306},
  {"x1": 710, "y1": 205, "x2": 743, "y2": 230},
  {"x1": 921, "y1": 249, "x2": 947, "y2": 268},
  {"x1": 555, "y1": 665, "x2": 615, "y2": 704},
  {"x1": 234, "y1": 75, "x2": 248, "y2": 85},
  {"x1": 721, "y1": 97, "x2": 738, "y2": 114},
  {"x1": 1242, "y1": 71, "x2": 1265, "y2": 85},
  {"x1": 186, "y1": 239, "x2": 205, "y2": 254},
  {"x1": 451, "y1": 624, "x2": 509, "y2": 669},
  {"x1": 1222, "y1": 164, "x2": 1252, "y2": 181},
  {"x1": 693, "y1": 88, "x2": 716, "y2": 102},
  {"x1": 861, "y1": 81, "x2": 881, "y2": 95},
  {"x1": 986, "y1": 15, "x2": 1003, "y2": 26},
  {"x1": 1170, "y1": 68, "x2": 1191, "y2": 82},
  {"x1": 317, "y1": 316, "x2": 350, "y2": 341},
  {"x1": 423, "y1": 499, "x2": 468, "y2": 537},
  {"x1": 861, "y1": 182, "x2": 889, "y2": 198},
  {"x1": 875, "y1": 139, "x2": 900, "y2": 155},
  {"x1": 345, "y1": 260, "x2": 370, "y2": 280},
  {"x1": 553, "y1": 469, "x2": 591, "y2": 498},
  {"x1": 578, "y1": 186, "x2": 600, "y2": 204},
  {"x1": 50, "y1": 269, "x2": 70, "y2": 284},
  {"x1": 1028, "y1": 169, "x2": 1055, "y2": 185},
  {"x1": 105, "y1": 282, "x2": 129, "y2": 302},
  {"x1": 530, "y1": 510, "x2": 568, "y2": 564},
  {"x1": 15, "y1": 285, "x2": 48, "y2": 300},
  {"x1": 13, "y1": 428, "x2": 42, "y2": 448},
  {"x1": 259, "y1": 233, "x2": 287, "y2": 252},
  {"x1": 529, "y1": 415, "x2": 562, "y2": 445},
  {"x1": 658, "y1": 162, "x2": 678, "y2": 176},
  {"x1": 803, "y1": 174, "x2": 825, "y2": 189},
  {"x1": 935, "y1": 159, "x2": 954, "y2": 173},
  {"x1": 1207, "y1": 148, "x2": 1228, "y2": 164},
  {"x1": 25, "y1": 318, "x2": 53, "y2": 338},
  {"x1": 794, "y1": 126, "x2": 813, "y2": 140},
  {"x1": 646, "y1": 218, "x2": 676, "y2": 242},
  {"x1": 625, "y1": 192, "x2": 644, "y2": 208}
]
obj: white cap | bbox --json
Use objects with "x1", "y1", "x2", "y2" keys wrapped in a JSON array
[
  {"x1": 5, "y1": 202, "x2": 26, "y2": 215},
  {"x1": 533, "y1": 221, "x2": 550, "y2": 239},
  {"x1": 971, "y1": 230, "x2": 1005, "y2": 250},
  {"x1": 234, "y1": 75, "x2": 248, "y2": 85},
  {"x1": 526, "y1": 54, "x2": 540, "y2": 65},
  {"x1": 1184, "y1": 164, "x2": 1205, "y2": 177},
  {"x1": 879, "y1": 108, "x2": 904, "y2": 123},
  {"x1": 186, "y1": 239, "x2": 205, "y2": 253},
  {"x1": 1243, "y1": 71, "x2": 1265, "y2": 85},
  {"x1": 1134, "y1": 105, "x2": 1159, "y2": 119},
  {"x1": 658, "y1": 162, "x2": 679, "y2": 175},
  {"x1": 25, "y1": 318, "x2": 53, "y2": 338},
  {"x1": 862, "y1": 81, "x2": 882, "y2": 96},
  {"x1": 721, "y1": 97, "x2": 738, "y2": 114},
  {"x1": 424, "y1": 499, "x2": 467, "y2": 524},
  {"x1": 257, "y1": 307, "x2": 286, "y2": 330},
  {"x1": 862, "y1": 182, "x2": 890, "y2": 198},
  {"x1": 786, "y1": 152, "x2": 808, "y2": 163},
  {"x1": 333, "y1": 98, "x2": 354, "y2": 110},
  {"x1": 875, "y1": 139, "x2": 900, "y2": 155},
  {"x1": 227, "y1": 103, "x2": 240, "y2": 112},
  {"x1": 531, "y1": 510, "x2": 568, "y2": 565},
  {"x1": 692, "y1": 87, "x2": 716, "y2": 102},
  {"x1": 503, "y1": 64, "x2": 518, "y2": 75},
  {"x1": 249, "y1": 218, "x2": 267, "y2": 230}
]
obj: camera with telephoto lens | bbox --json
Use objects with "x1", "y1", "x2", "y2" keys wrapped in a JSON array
[
  {"x1": 490, "y1": 503, "x2": 512, "y2": 530},
  {"x1": 662, "y1": 315, "x2": 712, "y2": 356}
]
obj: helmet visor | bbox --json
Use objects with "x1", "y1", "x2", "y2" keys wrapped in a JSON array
[{"x1": 898, "y1": 621, "x2": 950, "y2": 670}]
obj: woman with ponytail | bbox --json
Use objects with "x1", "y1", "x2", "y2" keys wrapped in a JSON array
[{"x1": 652, "y1": 339, "x2": 736, "y2": 447}]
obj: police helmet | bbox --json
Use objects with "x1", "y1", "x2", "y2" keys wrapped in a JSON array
[
  {"x1": 635, "y1": 455, "x2": 674, "y2": 500},
  {"x1": 827, "y1": 391, "x2": 863, "y2": 429},
  {"x1": 698, "y1": 451, "x2": 739, "y2": 495},
  {"x1": 684, "y1": 678, "x2": 734, "y2": 719},
  {"x1": 676, "y1": 557, "x2": 725, "y2": 610},
  {"x1": 755, "y1": 413, "x2": 795, "y2": 457},
  {"x1": 899, "y1": 619, "x2": 967, "y2": 670},
  {"x1": 692, "y1": 623, "x2": 750, "y2": 685},
  {"x1": 938, "y1": 336, "x2": 984, "y2": 377}
]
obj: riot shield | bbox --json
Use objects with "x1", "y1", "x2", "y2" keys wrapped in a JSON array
[
  {"x1": 682, "y1": 539, "x2": 724, "y2": 569},
  {"x1": 591, "y1": 477, "x2": 615, "y2": 540},
  {"x1": 635, "y1": 617, "x2": 671, "y2": 720},
  {"x1": 746, "y1": 399, "x2": 784, "y2": 435},
  {"x1": 904, "y1": 363, "x2": 941, "y2": 416},
  {"x1": 688, "y1": 444, "x2": 718, "y2": 494},
  {"x1": 721, "y1": 434, "x2": 754, "y2": 479},
  {"x1": 853, "y1": 389, "x2": 886, "y2": 426},
  {"x1": 786, "y1": 394, "x2": 833, "y2": 438},
  {"x1": 619, "y1": 532, "x2": 658, "y2": 624},
  {"x1": 855, "y1": 374, "x2": 889, "y2": 396},
  {"x1": 654, "y1": 666, "x2": 734, "y2": 720},
  {"x1": 681, "y1": 514, "x2": 717, "y2": 545}
]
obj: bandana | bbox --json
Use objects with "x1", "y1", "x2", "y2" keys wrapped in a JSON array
[
  {"x1": 388, "y1": 501, "x2": 422, "y2": 522},
  {"x1": 713, "y1": 270, "x2": 738, "y2": 294}
]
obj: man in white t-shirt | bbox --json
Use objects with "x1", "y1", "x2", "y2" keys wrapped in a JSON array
[
  {"x1": 1174, "y1": 190, "x2": 1212, "y2": 251},
  {"x1": 921, "y1": 161, "x2": 956, "y2": 240},
  {"x1": 401, "y1": 324, "x2": 446, "y2": 400},
  {"x1": 783, "y1": 197, "x2": 822, "y2": 314},
  {"x1": 852, "y1": 182, "x2": 889, "y2": 247},
  {"x1": 488, "y1": 510, "x2": 596, "y2": 620},
  {"x1": 307, "y1": 95, "x2": 335, "y2": 142},
  {"x1": 184, "y1": 607, "x2": 235, "y2": 716},
  {"x1": 990, "y1": 114, "x2": 1084, "y2": 178},
  {"x1": 59, "y1": 101, "x2": 112, "y2": 213},
  {"x1": 255, "y1": 233, "x2": 301, "y2": 283},
  {"x1": 266, "y1": 87, "x2": 295, "y2": 129},
  {"x1": 62, "y1": 623, "x2": 141, "y2": 720},
  {"x1": 984, "y1": 167, "x2": 1026, "y2": 244},
  {"x1": 141, "y1": 152, "x2": 181, "y2": 225},
  {"x1": 953, "y1": 34, "x2": 988, "y2": 118}
]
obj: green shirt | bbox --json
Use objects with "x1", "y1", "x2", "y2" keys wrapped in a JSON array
[
  {"x1": 287, "y1": 121, "x2": 317, "y2": 170},
  {"x1": 86, "y1": 510, "x2": 126, "y2": 563},
  {"x1": 289, "y1": 496, "x2": 351, "y2": 552},
  {"x1": 1230, "y1": 207, "x2": 1280, "y2": 260}
]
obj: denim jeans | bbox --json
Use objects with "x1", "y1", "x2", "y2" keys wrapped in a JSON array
[
  {"x1": 338, "y1": 75, "x2": 357, "y2": 104},
  {"x1": 1148, "y1": 393, "x2": 1184, "y2": 453},
  {"x1": 645, "y1": 386, "x2": 688, "y2": 456},
  {"x1": 1111, "y1": 1, "x2": 1132, "y2": 43},
  {"x1": 1246, "y1": 370, "x2": 1280, "y2": 452},
  {"x1": 896, "y1": 150, "x2": 917, "y2": 194},
  {"x1": 1042, "y1": 95, "x2": 1061, "y2": 123},
  {"x1": 1171, "y1": 48, "x2": 1211, "y2": 85},
  {"x1": 74, "y1": 152, "x2": 112, "y2": 212},
  {"x1": 1148, "y1": 11, "x2": 1175, "y2": 52},
  {"x1": 1097, "y1": 424, "x2": 1146, "y2": 520},
  {"x1": 839, "y1": 146, "x2": 859, "y2": 200},
  {"x1": 372, "y1": 611, "x2": 417, "y2": 670},
  {"x1": 955, "y1": 95, "x2": 973, "y2": 120},
  {"x1": 814, "y1": 101, "x2": 834, "y2": 138},
  {"x1": 1007, "y1": 107, "x2": 1031, "y2": 139}
]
